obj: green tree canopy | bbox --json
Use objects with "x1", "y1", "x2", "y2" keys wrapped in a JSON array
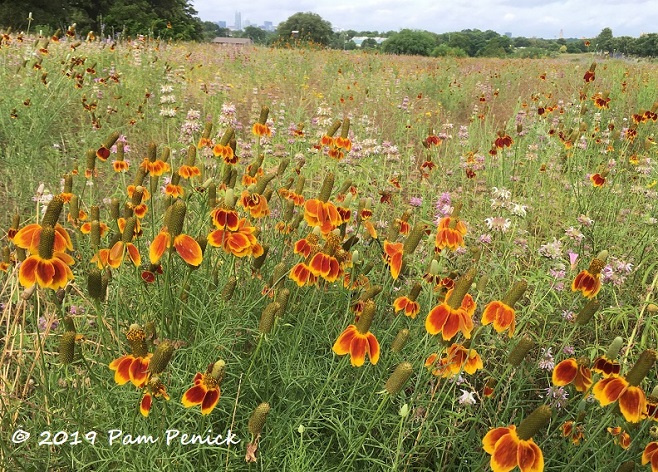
[
  {"x1": 276, "y1": 12, "x2": 334, "y2": 46},
  {"x1": 380, "y1": 29, "x2": 437, "y2": 56}
]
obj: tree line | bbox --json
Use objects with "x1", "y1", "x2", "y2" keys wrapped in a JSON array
[{"x1": 1, "y1": 6, "x2": 657, "y2": 58}]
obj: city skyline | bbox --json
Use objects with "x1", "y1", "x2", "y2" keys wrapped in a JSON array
[{"x1": 191, "y1": 0, "x2": 657, "y2": 39}]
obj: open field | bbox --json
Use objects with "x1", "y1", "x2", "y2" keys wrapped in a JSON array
[{"x1": 0, "y1": 35, "x2": 657, "y2": 471}]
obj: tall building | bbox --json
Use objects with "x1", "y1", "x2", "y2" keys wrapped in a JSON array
[
  {"x1": 263, "y1": 21, "x2": 273, "y2": 32},
  {"x1": 217, "y1": 21, "x2": 226, "y2": 28},
  {"x1": 234, "y1": 11, "x2": 242, "y2": 30}
]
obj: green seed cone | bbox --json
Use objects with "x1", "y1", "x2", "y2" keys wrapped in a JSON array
[
  {"x1": 508, "y1": 335, "x2": 535, "y2": 366},
  {"x1": 42, "y1": 195, "x2": 65, "y2": 227},
  {"x1": 340, "y1": 118, "x2": 350, "y2": 138},
  {"x1": 502, "y1": 280, "x2": 527, "y2": 308},
  {"x1": 575, "y1": 299, "x2": 600, "y2": 325},
  {"x1": 248, "y1": 402, "x2": 271, "y2": 437},
  {"x1": 103, "y1": 131, "x2": 120, "y2": 150},
  {"x1": 408, "y1": 283, "x2": 422, "y2": 302},
  {"x1": 63, "y1": 174, "x2": 73, "y2": 194},
  {"x1": 318, "y1": 172, "x2": 335, "y2": 203},
  {"x1": 38, "y1": 225, "x2": 56, "y2": 260},
  {"x1": 626, "y1": 349, "x2": 657, "y2": 387},
  {"x1": 210, "y1": 360, "x2": 226, "y2": 382},
  {"x1": 253, "y1": 173, "x2": 276, "y2": 196},
  {"x1": 356, "y1": 299, "x2": 376, "y2": 333},
  {"x1": 385, "y1": 362, "x2": 413, "y2": 396},
  {"x1": 605, "y1": 336, "x2": 624, "y2": 359},
  {"x1": 259, "y1": 302, "x2": 279, "y2": 334},
  {"x1": 447, "y1": 267, "x2": 476, "y2": 310},
  {"x1": 85, "y1": 149, "x2": 96, "y2": 174},
  {"x1": 149, "y1": 340, "x2": 174, "y2": 374},
  {"x1": 168, "y1": 199, "x2": 187, "y2": 238},
  {"x1": 274, "y1": 288, "x2": 290, "y2": 317},
  {"x1": 391, "y1": 328, "x2": 410, "y2": 353},
  {"x1": 121, "y1": 217, "x2": 137, "y2": 243},
  {"x1": 403, "y1": 223, "x2": 427, "y2": 255},
  {"x1": 59, "y1": 331, "x2": 77, "y2": 364},
  {"x1": 359, "y1": 285, "x2": 383, "y2": 303},
  {"x1": 258, "y1": 105, "x2": 269, "y2": 124},
  {"x1": 270, "y1": 262, "x2": 287, "y2": 291},
  {"x1": 516, "y1": 405, "x2": 552, "y2": 441},
  {"x1": 476, "y1": 274, "x2": 490, "y2": 293},
  {"x1": 88, "y1": 268, "x2": 105, "y2": 301},
  {"x1": 221, "y1": 276, "x2": 237, "y2": 301},
  {"x1": 326, "y1": 120, "x2": 341, "y2": 137},
  {"x1": 277, "y1": 158, "x2": 290, "y2": 177}
]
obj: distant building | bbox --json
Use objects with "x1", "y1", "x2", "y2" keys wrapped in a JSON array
[
  {"x1": 234, "y1": 11, "x2": 242, "y2": 30},
  {"x1": 263, "y1": 21, "x2": 273, "y2": 32},
  {"x1": 212, "y1": 37, "x2": 252, "y2": 46},
  {"x1": 217, "y1": 21, "x2": 227, "y2": 28},
  {"x1": 504, "y1": 32, "x2": 512, "y2": 38},
  {"x1": 351, "y1": 36, "x2": 386, "y2": 47}
]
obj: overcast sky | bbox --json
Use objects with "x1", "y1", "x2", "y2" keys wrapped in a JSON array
[{"x1": 191, "y1": 0, "x2": 655, "y2": 39}]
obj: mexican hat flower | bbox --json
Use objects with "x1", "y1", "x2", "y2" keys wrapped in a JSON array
[
  {"x1": 425, "y1": 343, "x2": 483, "y2": 378},
  {"x1": 552, "y1": 357, "x2": 592, "y2": 392},
  {"x1": 383, "y1": 240, "x2": 404, "y2": 280},
  {"x1": 149, "y1": 199, "x2": 202, "y2": 266},
  {"x1": 332, "y1": 299, "x2": 380, "y2": 367},
  {"x1": 593, "y1": 349, "x2": 656, "y2": 423},
  {"x1": 18, "y1": 225, "x2": 75, "y2": 290},
  {"x1": 181, "y1": 360, "x2": 225, "y2": 415},
  {"x1": 481, "y1": 280, "x2": 527, "y2": 337},
  {"x1": 425, "y1": 268, "x2": 477, "y2": 341},
  {"x1": 108, "y1": 324, "x2": 152, "y2": 388},
  {"x1": 482, "y1": 405, "x2": 552, "y2": 472},
  {"x1": 572, "y1": 250, "x2": 607, "y2": 299},
  {"x1": 643, "y1": 441, "x2": 658, "y2": 471},
  {"x1": 393, "y1": 283, "x2": 422, "y2": 318}
]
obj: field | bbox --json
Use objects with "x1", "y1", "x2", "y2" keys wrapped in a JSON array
[{"x1": 1, "y1": 33, "x2": 658, "y2": 471}]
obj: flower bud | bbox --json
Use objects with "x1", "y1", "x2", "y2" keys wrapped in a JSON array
[
  {"x1": 385, "y1": 362, "x2": 413, "y2": 396},
  {"x1": 149, "y1": 340, "x2": 174, "y2": 374},
  {"x1": 248, "y1": 402, "x2": 271, "y2": 437}
]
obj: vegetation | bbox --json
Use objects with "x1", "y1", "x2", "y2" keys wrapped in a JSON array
[{"x1": 1, "y1": 18, "x2": 658, "y2": 472}]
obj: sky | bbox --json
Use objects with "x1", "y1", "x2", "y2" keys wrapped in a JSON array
[{"x1": 190, "y1": 0, "x2": 657, "y2": 39}]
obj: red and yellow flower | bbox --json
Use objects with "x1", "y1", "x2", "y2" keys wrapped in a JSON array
[
  {"x1": 425, "y1": 343, "x2": 483, "y2": 378},
  {"x1": 643, "y1": 441, "x2": 658, "y2": 471},
  {"x1": 332, "y1": 300, "x2": 380, "y2": 367},
  {"x1": 561, "y1": 421, "x2": 585, "y2": 445},
  {"x1": 552, "y1": 358, "x2": 592, "y2": 392},
  {"x1": 240, "y1": 190, "x2": 270, "y2": 218},
  {"x1": 435, "y1": 216, "x2": 467, "y2": 252},
  {"x1": 607, "y1": 426, "x2": 631, "y2": 449},
  {"x1": 482, "y1": 406, "x2": 551, "y2": 472},
  {"x1": 289, "y1": 262, "x2": 318, "y2": 287},
  {"x1": 393, "y1": 283, "x2": 422, "y2": 318},
  {"x1": 181, "y1": 360, "x2": 225, "y2": 415},
  {"x1": 208, "y1": 217, "x2": 263, "y2": 258},
  {"x1": 383, "y1": 240, "x2": 404, "y2": 280},
  {"x1": 572, "y1": 253, "x2": 606, "y2": 298},
  {"x1": 108, "y1": 324, "x2": 151, "y2": 388},
  {"x1": 303, "y1": 199, "x2": 342, "y2": 234},
  {"x1": 592, "y1": 349, "x2": 656, "y2": 423},
  {"x1": 149, "y1": 230, "x2": 202, "y2": 266},
  {"x1": 425, "y1": 270, "x2": 477, "y2": 341}
]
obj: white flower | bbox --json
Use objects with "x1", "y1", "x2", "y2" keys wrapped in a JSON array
[
  {"x1": 485, "y1": 216, "x2": 511, "y2": 233},
  {"x1": 491, "y1": 186, "x2": 511, "y2": 200},
  {"x1": 508, "y1": 202, "x2": 528, "y2": 217},
  {"x1": 458, "y1": 389, "x2": 477, "y2": 406},
  {"x1": 160, "y1": 85, "x2": 174, "y2": 93}
]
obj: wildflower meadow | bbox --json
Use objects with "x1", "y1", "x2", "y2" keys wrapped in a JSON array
[{"x1": 1, "y1": 30, "x2": 658, "y2": 472}]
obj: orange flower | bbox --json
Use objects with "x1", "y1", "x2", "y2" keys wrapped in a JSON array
[
  {"x1": 165, "y1": 183, "x2": 184, "y2": 198},
  {"x1": 109, "y1": 354, "x2": 151, "y2": 388},
  {"x1": 393, "y1": 296, "x2": 420, "y2": 318},
  {"x1": 178, "y1": 164, "x2": 201, "y2": 179},
  {"x1": 561, "y1": 421, "x2": 585, "y2": 445},
  {"x1": 494, "y1": 133, "x2": 513, "y2": 149},
  {"x1": 334, "y1": 136, "x2": 352, "y2": 151},
  {"x1": 435, "y1": 216, "x2": 467, "y2": 252},
  {"x1": 108, "y1": 240, "x2": 141, "y2": 268},
  {"x1": 240, "y1": 190, "x2": 270, "y2": 218},
  {"x1": 252, "y1": 122, "x2": 271, "y2": 137},
  {"x1": 425, "y1": 286, "x2": 476, "y2": 341},
  {"x1": 332, "y1": 300, "x2": 380, "y2": 367},
  {"x1": 303, "y1": 199, "x2": 342, "y2": 234},
  {"x1": 552, "y1": 358, "x2": 592, "y2": 392},
  {"x1": 210, "y1": 207, "x2": 240, "y2": 230},
  {"x1": 643, "y1": 442, "x2": 658, "y2": 471},
  {"x1": 289, "y1": 262, "x2": 318, "y2": 287},
  {"x1": 207, "y1": 218, "x2": 263, "y2": 258},
  {"x1": 80, "y1": 221, "x2": 109, "y2": 236},
  {"x1": 593, "y1": 376, "x2": 646, "y2": 423},
  {"x1": 308, "y1": 252, "x2": 341, "y2": 282},
  {"x1": 14, "y1": 223, "x2": 72, "y2": 255},
  {"x1": 140, "y1": 158, "x2": 170, "y2": 176},
  {"x1": 481, "y1": 300, "x2": 516, "y2": 337},
  {"x1": 590, "y1": 173, "x2": 606, "y2": 187},
  {"x1": 592, "y1": 355, "x2": 621, "y2": 377},
  {"x1": 425, "y1": 343, "x2": 482, "y2": 378},
  {"x1": 140, "y1": 377, "x2": 169, "y2": 417},
  {"x1": 181, "y1": 361, "x2": 225, "y2": 415},
  {"x1": 294, "y1": 235, "x2": 319, "y2": 258},
  {"x1": 19, "y1": 251, "x2": 75, "y2": 290},
  {"x1": 149, "y1": 230, "x2": 202, "y2": 266},
  {"x1": 572, "y1": 256, "x2": 605, "y2": 298},
  {"x1": 383, "y1": 241, "x2": 404, "y2": 280},
  {"x1": 482, "y1": 425, "x2": 544, "y2": 472},
  {"x1": 607, "y1": 426, "x2": 631, "y2": 449}
]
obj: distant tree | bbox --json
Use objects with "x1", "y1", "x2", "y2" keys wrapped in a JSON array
[
  {"x1": 276, "y1": 12, "x2": 333, "y2": 46},
  {"x1": 513, "y1": 37, "x2": 531, "y2": 48},
  {"x1": 381, "y1": 29, "x2": 437, "y2": 56},
  {"x1": 447, "y1": 32, "x2": 474, "y2": 56},
  {"x1": 478, "y1": 35, "x2": 512, "y2": 57},
  {"x1": 595, "y1": 27, "x2": 614, "y2": 53},
  {"x1": 432, "y1": 43, "x2": 467, "y2": 58},
  {"x1": 360, "y1": 38, "x2": 379, "y2": 49},
  {"x1": 241, "y1": 25, "x2": 272, "y2": 44}
]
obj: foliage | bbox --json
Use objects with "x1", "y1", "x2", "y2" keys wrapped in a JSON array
[
  {"x1": 275, "y1": 12, "x2": 334, "y2": 46},
  {"x1": 381, "y1": 29, "x2": 438, "y2": 56}
]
